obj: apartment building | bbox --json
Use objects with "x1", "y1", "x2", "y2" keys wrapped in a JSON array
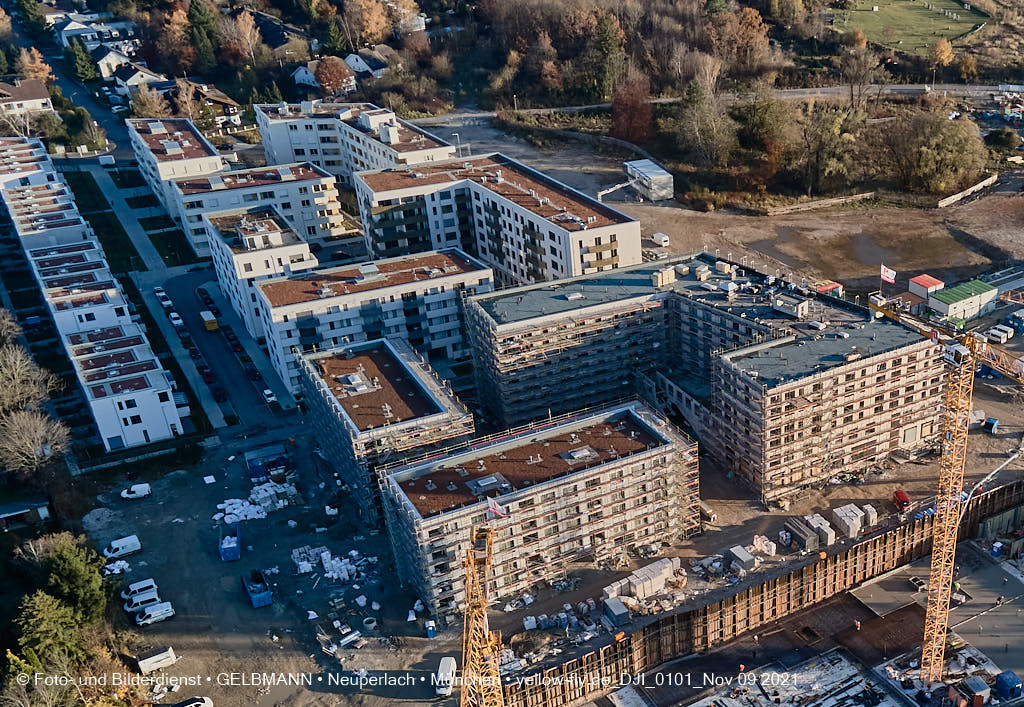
[
  {"x1": 65, "y1": 324, "x2": 182, "y2": 450},
  {"x1": 204, "y1": 207, "x2": 320, "y2": 341},
  {"x1": 126, "y1": 118, "x2": 225, "y2": 215},
  {"x1": 2, "y1": 182, "x2": 92, "y2": 249},
  {"x1": 171, "y1": 162, "x2": 353, "y2": 256},
  {"x1": 256, "y1": 249, "x2": 493, "y2": 394},
  {"x1": 255, "y1": 102, "x2": 454, "y2": 185},
  {"x1": 354, "y1": 153, "x2": 642, "y2": 287},
  {"x1": 466, "y1": 253, "x2": 944, "y2": 504},
  {"x1": 298, "y1": 338, "x2": 475, "y2": 525},
  {"x1": 0, "y1": 137, "x2": 182, "y2": 453},
  {"x1": 379, "y1": 400, "x2": 699, "y2": 626}
]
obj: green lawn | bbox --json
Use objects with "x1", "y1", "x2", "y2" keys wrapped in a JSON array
[
  {"x1": 840, "y1": 0, "x2": 988, "y2": 55},
  {"x1": 80, "y1": 211, "x2": 145, "y2": 274},
  {"x1": 61, "y1": 171, "x2": 111, "y2": 213},
  {"x1": 148, "y1": 229, "x2": 199, "y2": 267},
  {"x1": 125, "y1": 194, "x2": 159, "y2": 209},
  {"x1": 139, "y1": 215, "x2": 175, "y2": 231},
  {"x1": 108, "y1": 169, "x2": 146, "y2": 189}
]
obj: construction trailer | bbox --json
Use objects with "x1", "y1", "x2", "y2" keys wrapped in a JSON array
[
  {"x1": 625, "y1": 159, "x2": 673, "y2": 201},
  {"x1": 379, "y1": 400, "x2": 700, "y2": 628}
]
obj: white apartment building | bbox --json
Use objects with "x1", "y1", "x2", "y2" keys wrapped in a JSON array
[
  {"x1": 0, "y1": 137, "x2": 182, "y2": 453},
  {"x1": 255, "y1": 249, "x2": 493, "y2": 394},
  {"x1": 354, "y1": 153, "x2": 643, "y2": 287},
  {"x1": 65, "y1": 324, "x2": 182, "y2": 450},
  {"x1": 170, "y1": 162, "x2": 352, "y2": 256},
  {"x1": 255, "y1": 102, "x2": 455, "y2": 185},
  {"x1": 126, "y1": 118, "x2": 225, "y2": 216},
  {"x1": 1, "y1": 182, "x2": 93, "y2": 249},
  {"x1": 204, "y1": 206, "x2": 320, "y2": 341}
]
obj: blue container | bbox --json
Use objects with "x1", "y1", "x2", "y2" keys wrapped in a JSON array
[
  {"x1": 557, "y1": 612, "x2": 569, "y2": 628},
  {"x1": 995, "y1": 670, "x2": 1022, "y2": 700},
  {"x1": 425, "y1": 620, "x2": 437, "y2": 638},
  {"x1": 219, "y1": 522, "x2": 241, "y2": 562}
]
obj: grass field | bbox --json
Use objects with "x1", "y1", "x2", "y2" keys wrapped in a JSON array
[
  {"x1": 125, "y1": 194, "x2": 159, "y2": 209},
  {"x1": 61, "y1": 170, "x2": 111, "y2": 213},
  {"x1": 81, "y1": 211, "x2": 145, "y2": 274},
  {"x1": 108, "y1": 169, "x2": 146, "y2": 189},
  {"x1": 840, "y1": 0, "x2": 988, "y2": 55},
  {"x1": 148, "y1": 229, "x2": 199, "y2": 267},
  {"x1": 139, "y1": 215, "x2": 175, "y2": 231}
]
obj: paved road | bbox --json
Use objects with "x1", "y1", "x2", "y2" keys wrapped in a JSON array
[{"x1": 411, "y1": 83, "x2": 1003, "y2": 126}]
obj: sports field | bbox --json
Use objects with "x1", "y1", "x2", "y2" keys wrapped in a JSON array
[{"x1": 839, "y1": 0, "x2": 988, "y2": 55}]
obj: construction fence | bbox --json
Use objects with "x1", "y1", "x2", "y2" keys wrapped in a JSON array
[{"x1": 502, "y1": 477, "x2": 1024, "y2": 707}]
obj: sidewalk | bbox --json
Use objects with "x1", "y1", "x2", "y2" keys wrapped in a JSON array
[{"x1": 86, "y1": 165, "x2": 167, "y2": 271}]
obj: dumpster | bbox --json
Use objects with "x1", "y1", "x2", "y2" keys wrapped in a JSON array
[
  {"x1": 219, "y1": 522, "x2": 241, "y2": 562},
  {"x1": 242, "y1": 569, "x2": 272, "y2": 608}
]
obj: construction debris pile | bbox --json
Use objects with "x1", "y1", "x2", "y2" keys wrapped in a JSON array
[
  {"x1": 291, "y1": 545, "x2": 378, "y2": 582},
  {"x1": 213, "y1": 481, "x2": 301, "y2": 522}
]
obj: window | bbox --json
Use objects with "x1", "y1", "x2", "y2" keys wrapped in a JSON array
[
  {"x1": 129, "y1": 415, "x2": 142, "y2": 424},
  {"x1": 158, "y1": 391, "x2": 170, "y2": 402},
  {"x1": 125, "y1": 399, "x2": 137, "y2": 409},
  {"x1": 243, "y1": 193, "x2": 259, "y2": 203},
  {"x1": 243, "y1": 263, "x2": 253, "y2": 272}
]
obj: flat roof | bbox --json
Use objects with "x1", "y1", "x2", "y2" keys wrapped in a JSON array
[
  {"x1": 259, "y1": 249, "x2": 485, "y2": 308},
  {"x1": 204, "y1": 207, "x2": 302, "y2": 253},
  {"x1": 388, "y1": 403, "x2": 674, "y2": 519},
  {"x1": 356, "y1": 153, "x2": 634, "y2": 231},
  {"x1": 931, "y1": 279, "x2": 997, "y2": 305},
  {"x1": 127, "y1": 118, "x2": 218, "y2": 162},
  {"x1": 910, "y1": 274, "x2": 943, "y2": 288},
  {"x1": 173, "y1": 162, "x2": 331, "y2": 196},
  {"x1": 305, "y1": 342, "x2": 441, "y2": 431},
  {"x1": 257, "y1": 102, "x2": 451, "y2": 154}
]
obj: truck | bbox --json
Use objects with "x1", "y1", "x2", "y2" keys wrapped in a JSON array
[
  {"x1": 200, "y1": 310, "x2": 218, "y2": 331},
  {"x1": 242, "y1": 569, "x2": 272, "y2": 608},
  {"x1": 219, "y1": 523, "x2": 241, "y2": 562},
  {"x1": 893, "y1": 489, "x2": 911, "y2": 511}
]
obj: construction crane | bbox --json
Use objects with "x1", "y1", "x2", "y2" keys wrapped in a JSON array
[
  {"x1": 868, "y1": 295, "x2": 1024, "y2": 683},
  {"x1": 461, "y1": 526, "x2": 504, "y2": 707}
]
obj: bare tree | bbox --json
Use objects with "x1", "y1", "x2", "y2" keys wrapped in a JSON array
[
  {"x1": 838, "y1": 47, "x2": 883, "y2": 109},
  {"x1": 0, "y1": 309, "x2": 22, "y2": 346},
  {"x1": 131, "y1": 83, "x2": 173, "y2": 118},
  {"x1": 0, "y1": 345, "x2": 58, "y2": 415},
  {"x1": 314, "y1": 56, "x2": 353, "y2": 96},
  {"x1": 0, "y1": 410, "x2": 69, "y2": 473},
  {"x1": 174, "y1": 78, "x2": 199, "y2": 122},
  {"x1": 233, "y1": 11, "x2": 263, "y2": 67},
  {"x1": 0, "y1": 677, "x2": 75, "y2": 707}
]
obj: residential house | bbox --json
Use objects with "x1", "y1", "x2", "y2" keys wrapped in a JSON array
[
  {"x1": 54, "y1": 13, "x2": 139, "y2": 54},
  {"x1": 0, "y1": 79, "x2": 55, "y2": 119},
  {"x1": 149, "y1": 79, "x2": 242, "y2": 127},
  {"x1": 291, "y1": 60, "x2": 356, "y2": 96},
  {"x1": 91, "y1": 45, "x2": 132, "y2": 80},
  {"x1": 233, "y1": 9, "x2": 311, "y2": 61},
  {"x1": 113, "y1": 63, "x2": 166, "y2": 97},
  {"x1": 344, "y1": 45, "x2": 401, "y2": 80}
]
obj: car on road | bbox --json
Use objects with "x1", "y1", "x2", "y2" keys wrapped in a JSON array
[
  {"x1": 120, "y1": 483, "x2": 152, "y2": 499},
  {"x1": 210, "y1": 386, "x2": 228, "y2": 402},
  {"x1": 171, "y1": 698, "x2": 213, "y2": 707},
  {"x1": 243, "y1": 363, "x2": 261, "y2": 381},
  {"x1": 262, "y1": 389, "x2": 277, "y2": 405},
  {"x1": 218, "y1": 143, "x2": 233, "y2": 150},
  {"x1": 197, "y1": 365, "x2": 215, "y2": 384},
  {"x1": 168, "y1": 312, "x2": 184, "y2": 327}
]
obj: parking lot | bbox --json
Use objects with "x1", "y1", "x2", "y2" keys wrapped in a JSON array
[{"x1": 85, "y1": 430, "x2": 460, "y2": 706}]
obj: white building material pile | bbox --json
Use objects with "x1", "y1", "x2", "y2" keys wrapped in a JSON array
[
  {"x1": 602, "y1": 558, "x2": 681, "y2": 600},
  {"x1": 832, "y1": 504, "x2": 865, "y2": 539},
  {"x1": 751, "y1": 534, "x2": 777, "y2": 556}
]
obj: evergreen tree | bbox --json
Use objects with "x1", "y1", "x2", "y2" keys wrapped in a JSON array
[
  {"x1": 187, "y1": 0, "x2": 217, "y2": 38},
  {"x1": 64, "y1": 38, "x2": 97, "y2": 81},
  {"x1": 15, "y1": 0, "x2": 45, "y2": 36},
  {"x1": 191, "y1": 27, "x2": 216, "y2": 75},
  {"x1": 324, "y1": 19, "x2": 347, "y2": 54},
  {"x1": 15, "y1": 591, "x2": 83, "y2": 664},
  {"x1": 44, "y1": 539, "x2": 105, "y2": 623},
  {"x1": 0, "y1": 50, "x2": 8, "y2": 76},
  {"x1": 261, "y1": 81, "x2": 283, "y2": 103},
  {"x1": 582, "y1": 14, "x2": 625, "y2": 101}
]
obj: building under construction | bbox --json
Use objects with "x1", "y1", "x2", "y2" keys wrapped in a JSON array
[
  {"x1": 466, "y1": 253, "x2": 944, "y2": 504},
  {"x1": 378, "y1": 400, "x2": 699, "y2": 626},
  {"x1": 298, "y1": 338, "x2": 475, "y2": 525}
]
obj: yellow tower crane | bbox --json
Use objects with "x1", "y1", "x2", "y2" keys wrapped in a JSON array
[
  {"x1": 460, "y1": 526, "x2": 505, "y2": 707},
  {"x1": 869, "y1": 296, "x2": 1024, "y2": 683}
]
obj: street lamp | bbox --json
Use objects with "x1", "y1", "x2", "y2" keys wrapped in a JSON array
[{"x1": 452, "y1": 132, "x2": 461, "y2": 156}]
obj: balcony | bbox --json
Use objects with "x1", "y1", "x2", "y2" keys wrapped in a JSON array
[
  {"x1": 589, "y1": 254, "x2": 619, "y2": 268},
  {"x1": 587, "y1": 240, "x2": 617, "y2": 254}
]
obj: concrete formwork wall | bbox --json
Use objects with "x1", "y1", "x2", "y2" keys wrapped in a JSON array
[{"x1": 503, "y1": 478, "x2": 1024, "y2": 707}]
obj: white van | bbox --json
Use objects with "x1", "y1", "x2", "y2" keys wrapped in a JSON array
[
  {"x1": 103, "y1": 535, "x2": 141, "y2": 559},
  {"x1": 136, "y1": 602, "x2": 174, "y2": 626},
  {"x1": 124, "y1": 589, "x2": 162, "y2": 613},
  {"x1": 121, "y1": 578, "x2": 158, "y2": 600},
  {"x1": 435, "y1": 656, "x2": 457, "y2": 697},
  {"x1": 652, "y1": 232, "x2": 670, "y2": 247}
]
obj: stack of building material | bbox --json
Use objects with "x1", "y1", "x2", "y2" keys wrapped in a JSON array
[
  {"x1": 603, "y1": 596, "x2": 630, "y2": 626},
  {"x1": 862, "y1": 504, "x2": 878, "y2": 526},
  {"x1": 752, "y1": 535, "x2": 777, "y2": 556},
  {"x1": 832, "y1": 504, "x2": 865, "y2": 539},
  {"x1": 250, "y1": 481, "x2": 300, "y2": 512},
  {"x1": 727, "y1": 545, "x2": 756, "y2": 571},
  {"x1": 217, "y1": 498, "x2": 268, "y2": 522},
  {"x1": 602, "y1": 558, "x2": 681, "y2": 600},
  {"x1": 804, "y1": 514, "x2": 837, "y2": 546},
  {"x1": 784, "y1": 518, "x2": 819, "y2": 551}
]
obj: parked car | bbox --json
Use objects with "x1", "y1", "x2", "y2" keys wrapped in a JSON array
[
  {"x1": 893, "y1": 489, "x2": 911, "y2": 511},
  {"x1": 168, "y1": 312, "x2": 184, "y2": 327},
  {"x1": 243, "y1": 363, "x2": 261, "y2": 381},
  {"x1": 210, "y1": 386, "x2": 228, "y2": 402},
  {"x1": 153, "y1": 288, "x2": 173, "y2": 309},
  {"x1": 209, "y1": 304, "x2": 221, "y2": 317},
  {"x1": 120, "y1": 483, "x2": 151, "y2": 499},
  {"x1": 223, "y1": 329, "x2": 238, "y2": 343},
  {"x1": 121, "y1": 578, "x2": 158, "y2": 600},
  {"x1": 230, "y1": 341, "x2": 243, "y2": 353},
  {"x1": 124, "y1": 589, "x2": 163, "y2": 613},
  {"x1": 103, "y1": 534, "x2": 142, "y2": 559},
  {"x1": 136, "y1": 602, "x2": 175, "y2": 626},
  {"x1": 171, "y1": 698, "x2": 213, "y2": 707},
  {"x1": 197, "y1": 366, "x2": 215, "y2": 384},
  {"x1": 188, "y1": 348, "x2": 202, "y2": 361},
  {"x1": 262, "y1": 389, "x2": 277, "y2": 405}
]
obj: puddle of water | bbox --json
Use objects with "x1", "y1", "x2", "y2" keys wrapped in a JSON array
[
  {"x1": 849, "y1": 232, "x2": 899, "y2": 267},
  {"x1": 749, "y1": 226, "x2": 807, "y2": 269}
]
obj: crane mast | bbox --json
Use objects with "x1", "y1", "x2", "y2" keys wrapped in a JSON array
[{"x1": 461, "y1": 526, "x2": 504, "y2": 707}]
